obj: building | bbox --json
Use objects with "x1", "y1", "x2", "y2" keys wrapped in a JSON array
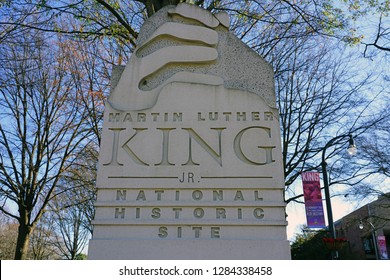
[{"x1": 335, "y1": 194, "x2": 390, "y2": 259}]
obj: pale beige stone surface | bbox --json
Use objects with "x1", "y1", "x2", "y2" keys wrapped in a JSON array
[
  {"x1": 88, "y1": 3, "x2": 290, "y2": 260},
  {"x1": 89, "y1": 240, "x2": 291, "y2": 260}
]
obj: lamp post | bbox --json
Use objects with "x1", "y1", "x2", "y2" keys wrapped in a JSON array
[
  {"x1": 321, "y1": 134, "x2": 356, "y2": 259},
  {"x1": 359, "y1": 206, "x2": 380, "y2": 260}
]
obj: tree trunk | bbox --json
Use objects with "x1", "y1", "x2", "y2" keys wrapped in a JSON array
[
  {"x1": 144, "y1": 0, "x2": 182, "y2": 17},
  {"x1": 14, "y1": 223, "x2": 33, "y2": 260}
]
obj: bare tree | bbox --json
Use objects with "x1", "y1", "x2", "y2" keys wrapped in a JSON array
[
  {"x1": 29, "y1": 216, "x2": 60, "y2": 260},
  {"x1": 0, "y1": 211, "x2": 60, "y2": 259},
  {"x1": 0, "y1": 212, "x2": 17, "y2": 259},
  {"x1": 0, "y1": 28, "x2": 94, "y2": 259},
  {"x1": 48, "y1": 144, "x2": 98, "y2": 259},
  {"x1": 345, "y1": 91, "x2": 390, "y2": 200},
  {"x1": 49, "y1": 205, "x2": 91, "y2": 260},
  {"x1": 2, "y1": 1, "x2": 369, "y2": 53},
  {"x1": 267, "y1": 31, "x2": 383, "y2": 203},
  {"x1": 363, "y1": 14, "x2": 390, "y2": 55}
]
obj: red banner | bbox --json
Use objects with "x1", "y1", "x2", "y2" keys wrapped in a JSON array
[
  {"x1": 378, "y1": 236, "x2": 389, "y2": 259},
  {"x1": 302, "y1": 172, "x2": 326, "y2": 228}
]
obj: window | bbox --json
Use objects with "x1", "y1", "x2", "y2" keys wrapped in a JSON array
[{"x1": 363, "y1": 236, "x2": 375, "y2": 254}]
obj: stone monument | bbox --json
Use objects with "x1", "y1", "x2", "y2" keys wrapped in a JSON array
[{"x1": 88, "y1": 3, "x2": 291, "y2": 259}]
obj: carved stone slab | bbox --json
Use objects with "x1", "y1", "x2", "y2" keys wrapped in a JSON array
[{"x1": 88, "y1": 3, "x2": 290, "y2": 259}]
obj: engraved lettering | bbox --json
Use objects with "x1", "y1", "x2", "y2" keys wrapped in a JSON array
[
  {"x1": 156, "y1": 226, "x2": 225, "y2": 239},
  {"x1": 216, "y1": 208, "x2": 226, "y2": 219},
  {"x1": 123, "y1": 113, "x2": 133, "y2": 122},
  {"x1": 193, "y1": 208, "x2": 204, "y2": 218},
  {"x1": 108, "y1": 112, "x2": 121, "y2": 122},
  {"x1": 213, "y1": 190, "x2": 223, "y2": 201},
  {"x1": 179, "y1": 172, "x2": 185, "y2": 183},
  {"x1": 105, "y1": 125, "x2": 277, "y2": 167},
  {"x1": 115, "y1": 208, "x2": 125, "y2": 219},
  {"x1": 173, "y1": 208, "x2": 182, "y2": 219},
  {"x1": 264, "y1": 111, "x2": 274, "y2": 121},
  {"x1": 192, "y1": 226, "x2": 202, "y2": 238},
  {"x1": 104, "y1": 128, "x2": 125, "y2": 166},
  {"x1": 237, "y1": 112, "x2": 246, "y2": 121},
  {"x1": 175, "y1": 190, "x2": 180, "y2": 201},
  {"x1": 173, "y1": 112, "x2": 182, "y2": 121},
  {"x1": 155, "y1": 190, "x2": 164, "y2": 200},
  {"x1": 116, "y1": 190, "x2": 126, "y2": 200},
  {"x1": 122, "y1": 128, "x2": 149, "y2": 166},
  {"x1": 151, "y1": 112, "x2": 159, "y2": 121},
  {"x1": 254, "y1": 208, "x2": 264, "y2": 219},
  {"x1": 136, "y1": 190, "x2": 146, "y2": 201},
  {"x1": 251, "y1": 112, "x2": 260, "y2": 121},
  {"x1": 192, "y1": 190, "x2": 203, "y2": 200},
  {"x1": 188, "y1": 172, "x2": 194, "y2": 183},
  {"x1": 137, "y1": 113, "x2": 146, "y2": 122},
  {"x1": 179, "y1": 172, "x2": 195, "y2": 183},
  {"x1": 234, "y1": 190, "x2": 244, "y2": 201},
  {"x1": 158, "y1": 227, "x2": 168, "y2": 238},
  {"x1": 223, "y1": 112, "x2": 231, "y2": 121},
  {"x1": 233, "y1": 126, "x2": 276, "y2": 165},
  {"x1": 155, "y1": 128, "x2": 175, "y2": 166},
  {"x1": 151, "y1": 208, "x2": 161, "y2": 219},
  {"x1": 177, "y1": 227, "x2": 182, "y2": 238},
  {"x1": 211, "y1": 227, "x2": 220, "y2": 238},
  {"x1": 209, "y1": 112, "x2": 218, "y2": 121},
  {"x1": 254, "y1": 190, "x2": 263, "y2": 201},
  {"x1": 197, "y1": 112, "x2": 206, "y2": 121},
  {"x1": 182, "y1": 127, "x2": 225, "y2": 166}
]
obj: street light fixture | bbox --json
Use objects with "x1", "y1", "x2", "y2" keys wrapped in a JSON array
[
  {"x1": 321, "y1": 134, "x2": 357, "y2": 259},
  {"x1": 359, "y1": 218, "x2": 380, "y2": 259},
  {"x1": 347, "y1": 135, "x2": 357, "y2": 156}
]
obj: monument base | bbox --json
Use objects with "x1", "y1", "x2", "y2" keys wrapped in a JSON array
[{"x1": 88, "y1": 239, "x2": 291, "y2": 260}]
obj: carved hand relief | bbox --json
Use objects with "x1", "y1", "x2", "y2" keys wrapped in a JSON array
[{"x1": 109, "y1": 3, "x2": 275, "y2": 111}]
